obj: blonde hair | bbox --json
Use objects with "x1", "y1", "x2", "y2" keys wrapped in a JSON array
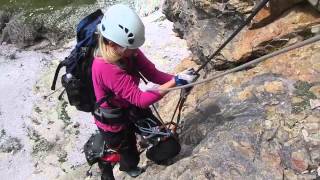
[{"x1": 95, "y1": 34, "x2": 121, "y2": 63}]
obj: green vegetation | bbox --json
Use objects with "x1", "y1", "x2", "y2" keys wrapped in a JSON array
[
  {"x1": 292, "y1": 81, "x2": 317, "y2": 114},
  {"x1": 58, "y1": 150, "x2": 68, "y2": 163},
  {"x1": 32, "y1": 138, "x2": 54, "y2": 154},
  {"x1": 58, "y1": 100, "x2": 72, "y2": 128},
  {"x1": 0, "y1": 129, "x2": 6, "y2": 138},
  {"x1": 0, "y1": 0, "x2": 96, "y2": 10},
  {"x1": 34, "y1": 106, "x2": 42, "y2": 114}
]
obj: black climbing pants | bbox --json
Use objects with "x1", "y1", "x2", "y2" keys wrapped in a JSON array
[{"x1": 98, "y1": 126, "x2": 139, "y2": 180}]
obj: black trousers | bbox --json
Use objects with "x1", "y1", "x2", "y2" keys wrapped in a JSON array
[{"x1": 98, "y1": 125, "x2": 139, "y2": 180}]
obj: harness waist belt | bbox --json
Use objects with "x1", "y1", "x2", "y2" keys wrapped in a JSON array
[{"x1": 93, "y1": 107, "x2": 127, "y2": 125}]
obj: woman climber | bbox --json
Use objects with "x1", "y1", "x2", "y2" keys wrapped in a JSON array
[{"x1": 92, "y1": 4, "x2": 196, "y2": 180}]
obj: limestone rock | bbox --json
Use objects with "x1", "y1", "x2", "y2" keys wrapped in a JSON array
[
  {"x1": 222, "y1": 5, "x2": 320, "y2": 63},
  {"x1": 143, "y1": 1, "x2": 320, "y2": 179},
  {"x1": 250, "y1": 0, "x2": 304, "y2": 29},
  {"x1": 139, "y1": 73, "x2": 320, "y2": 179},
  {"x1": 163, "y1": 0, "x2": 252, "y2": 65},
  {"x1": 163, "y1": 0, "x2": 320, "y2": 73}
]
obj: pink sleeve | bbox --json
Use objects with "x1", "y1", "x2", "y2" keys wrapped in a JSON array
[
  {"x1": 102, "y1": 66, "x2": 163, "y2": 108},
  {"x1": 135, "y1": 50, "x2": 174, "y2": 84}
]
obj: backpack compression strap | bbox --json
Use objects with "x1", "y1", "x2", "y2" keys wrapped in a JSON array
[{"x1": 51, "y1": 59, "x2": 66, "y2": 90}]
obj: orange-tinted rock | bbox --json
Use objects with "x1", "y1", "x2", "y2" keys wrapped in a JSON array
[
  {"x1": 264, "y1": 81, "x2": 285, "y2": 94},
  {"x1": 310, "y1": 85, "x2": 320, "y2": 98},
  {"x1": 232, "y1": 141, "x2": 255, "y2": 159},
  {"x1": 223, "y1": 5, "x2": 320, "y2": 62},
  {"x1": 250, "y1": 0, "x2": 304, "y2": 29},
  {"x1": 173, "y1": 56, "x2": 199, "y2": 73},
  {"x1": 291, "y1": 151, "x2": 310, "y2": 172}
]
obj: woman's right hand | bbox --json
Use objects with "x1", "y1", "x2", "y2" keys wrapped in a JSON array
[{"x1": 174, "y1": 68, "x2": 197, "y2": 86}]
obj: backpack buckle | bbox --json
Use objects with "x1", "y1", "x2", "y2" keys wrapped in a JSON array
[{"x1": 81, "y1": 47, "x2": 89, "y2": 55}]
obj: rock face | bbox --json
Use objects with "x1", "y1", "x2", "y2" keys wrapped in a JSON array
[
  {"x1": 0, "y1": 0, "x2": 319, "y2": 179},
  {"x1": 151, "y1": 0, "x2": 320, "y2": 179},
  {"x1": 162, "y1": 0, "x2": 255, "y2": 64},
  {"x1": 163, "y1": 0, "x2": 320, "y2": 68}
]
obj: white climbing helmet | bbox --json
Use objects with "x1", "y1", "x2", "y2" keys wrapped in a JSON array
[{"x1": 98, "y1": 4, "x2": 145, "y2": 49}]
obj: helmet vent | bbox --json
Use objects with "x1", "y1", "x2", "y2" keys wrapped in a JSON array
[
  {"x1": 118, "y1": 24, "x2": 135, "y2": 45},
  {"x1": 128, "y1": 38, "x2": 134, "y2": 44},
  {"x1": 102, "y1": 25, "x2": 106, "y2": 31}
]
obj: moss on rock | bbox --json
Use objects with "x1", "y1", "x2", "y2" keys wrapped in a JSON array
[{"x1": 292, "y1": 81, "x2": 317, "y2": 114}]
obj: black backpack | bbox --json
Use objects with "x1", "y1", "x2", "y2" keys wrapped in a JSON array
[{"x1": 51, "y1": 9, "x2": 104, "y2": 112}]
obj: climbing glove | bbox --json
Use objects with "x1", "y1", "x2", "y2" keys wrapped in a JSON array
[{"x1": 174, "y1": 68, "x2": 197, "y2": 86}]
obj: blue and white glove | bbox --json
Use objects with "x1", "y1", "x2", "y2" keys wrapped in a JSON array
[{"x1": 174, "y1": 68, "x2": 197, "y2": 86}]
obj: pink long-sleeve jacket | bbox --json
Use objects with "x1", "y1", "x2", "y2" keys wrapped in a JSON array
[{"x1": 92, "y1": 49, "x2": 173, "y2": 132}]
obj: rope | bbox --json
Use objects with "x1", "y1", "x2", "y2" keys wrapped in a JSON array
[
  {"x1": 161, "y1": 34, "x2": 320, "y2": 92},
  {"x1": 151, "y1": 104, "x2": 165, "y2": 125},
  {"x1": 164, "y1": 0, "x2": 271, "y2": 132}
]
